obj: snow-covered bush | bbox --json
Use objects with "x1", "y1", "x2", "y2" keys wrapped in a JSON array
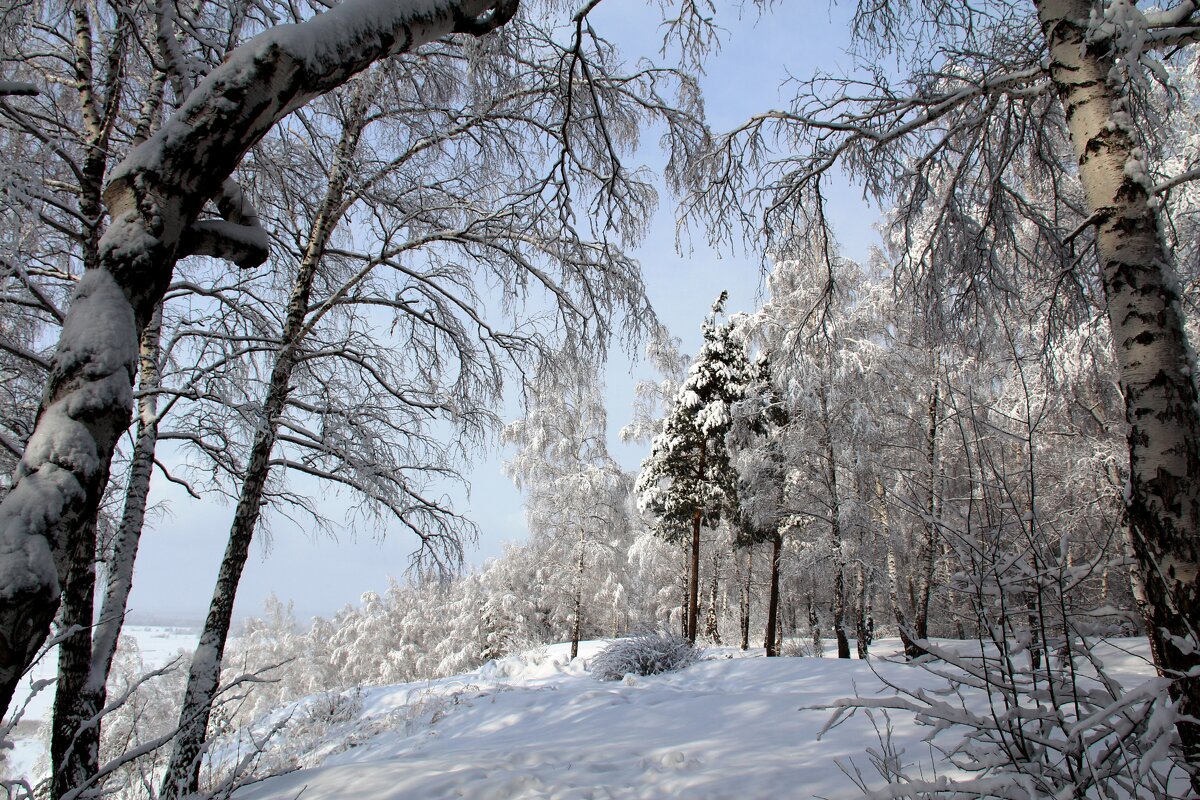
[
  {"x1": 591, "y1": 633, "x2": 698, "y2": 681},
  {"x1": 781, "y1": 637, "x2": 821, "y2": 658}
]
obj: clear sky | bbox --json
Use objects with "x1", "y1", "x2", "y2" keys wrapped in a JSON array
[{"x1": 125, "y1": 1, "x2": 882, "y2": 625}]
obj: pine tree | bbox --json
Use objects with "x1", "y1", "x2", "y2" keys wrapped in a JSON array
[{"x1": 635, "y1": 292, "x2": 751, "y2": 642}]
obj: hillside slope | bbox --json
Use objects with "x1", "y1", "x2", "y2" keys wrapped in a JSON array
[{"x1": 230, "y1": 638, "x2": 1167, "y2": 799}]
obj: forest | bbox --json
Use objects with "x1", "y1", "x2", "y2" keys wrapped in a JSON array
[{"x1": 1, "y1": 0, "x2": 1199, "y2": 797}]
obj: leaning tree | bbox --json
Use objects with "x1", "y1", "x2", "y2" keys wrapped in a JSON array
[{"x1": 0, "y1": 0, "x2": 523, "y2": 725}]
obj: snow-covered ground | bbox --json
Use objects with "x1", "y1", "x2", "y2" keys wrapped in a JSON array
[
  {"x1": 2, "y1": 625, "x2": 199, "y2": 785},
  {"x1": 231, "y1": 637, "x2": 1170, "y2": 800}
]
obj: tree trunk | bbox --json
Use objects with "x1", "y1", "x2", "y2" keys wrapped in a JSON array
[
  {"x1": 0, "y1": 0, "x2": 516, "y2": 723},
  {"x1": 48, "y1": 9, "x2": 130, "y2": 793},
  {"x1": 764, "y1": 531, "x2": 782, "y2": 656},
  {"x1": 807, "y1": 592, "x2": 821, "y2": 657},
  {"x1": 739, "y1": 546, "x2": 752, "y2": 651},
  {"x1": 571, "y1": 530, "x2": 585, "y2": 661},
  {"x1": 1037, "y1": 0, "x2": 1200, "y2": 781},
  {"x1": 687, "y1": 509, "x2": 701, "y2": 643},
  {"x1": 50, "y1": 515, "x2": 99, "y2": 799},
  {"x1": 686, "y1": 438, "x2": 706, "y2": 644},
  {"x1": 854, "y1": 559, "x2": 869, "y2": 660},
  {"x1": 704, "y1": 549, "x2": 721, "y2": 645},
  {"x1": 161, "y1": 82, "x2": 371, "y2": 798},
  {"x1": 880, "y1": 478, "x2": 923, "y2": 658},
  {"x1": 833, "y1": 565, "x2": 851, "y2": 659},
  {"x1": 51, "y1": 306, "x2": 163, "y2": 799},
  {"x1": 819, "y1": 387, "x2": 850, "y2": 659},
  {"x1": 915, "y1": 368, "x2": 939, "y2": 642}
]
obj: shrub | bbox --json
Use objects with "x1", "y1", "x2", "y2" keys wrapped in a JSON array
[{"x1": 591, "y1": 633, "x2": 698, "y2": 681}]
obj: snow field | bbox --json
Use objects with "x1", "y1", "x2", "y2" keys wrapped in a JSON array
[{"x1": 232, "y1": 637, "x2": 1165, "y2": 800}]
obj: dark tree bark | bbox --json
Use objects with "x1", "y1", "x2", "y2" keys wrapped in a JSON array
[
  {"x1": 739, "y1": 546, "x2": 752, "y2": 651},
  {"x1": 764, "y1": 532, "x2": 782, "y2": 656}
]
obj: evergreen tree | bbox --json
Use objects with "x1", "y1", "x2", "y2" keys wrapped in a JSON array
[{"x1": 635, "y1": 292, "x2": 752, "y2": 642}]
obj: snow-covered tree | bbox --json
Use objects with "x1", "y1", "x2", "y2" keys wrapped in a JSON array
[
  {"x1": 635, "y1": 292, "x2": 752, "y2": 643},
  {"x1": 675, "y1": 0, "x2": 1200, "y2": 769},
  {"x1": 504, "y1": 355, "x2": 630, "y2": 659}
]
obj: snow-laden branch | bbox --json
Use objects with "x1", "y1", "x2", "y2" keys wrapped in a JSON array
[{"x1": 0, "y1": 0, "x2": 520, "y2": 722}]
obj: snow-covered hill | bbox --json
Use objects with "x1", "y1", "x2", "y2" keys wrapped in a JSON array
[{"x1": 231, "y1": 638, "x2": 1168, "y2": 799}]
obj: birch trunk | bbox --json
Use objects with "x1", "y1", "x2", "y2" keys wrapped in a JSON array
[
  {"x1": 1036, "y1": 0, "x2": 1200, "y2": 778},
  {"x1": 0, "y1": 0, "x2": 516, "y2": 722},
  {"x1": 160, "y1": 78, "x2": 375, "y2": 798},
  {"x1": 819, "y1": 387, "x2": 850, "y2": 659},
  {"x1": 50, "y1": 514, "x2": 99, "y2": 798},
  {"x1": 571, "y1": 530, "x2": 585, "y2": 661},
  {"x1": 48, "y1": 5, "x2": 130, "y2": 793},
  {"x1": 50, "y1": 306, "x2": 163, "y2": 799}
]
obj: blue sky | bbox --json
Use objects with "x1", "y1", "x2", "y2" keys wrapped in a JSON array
[{"x1": 125, "y1": 1, "x2": 882, "y2": 624}]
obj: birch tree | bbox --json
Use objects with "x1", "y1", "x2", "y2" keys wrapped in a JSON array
[
  {"x1": 0, "y1": 0, "x2": 522, "y2": 733},
  {"x1": 675, "y1": 0, "x2": 1200, "y2": 772},
  {"x1": 504, "y1": 355, "x2": 629, "y2": 660}
]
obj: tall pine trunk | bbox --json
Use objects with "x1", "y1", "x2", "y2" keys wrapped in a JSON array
[
  {"x1": 1037, "y1": 0, "x2": 1200, "y2": 781},
  {"x1": 161, "y1": 86, "x2": 370, "y2": 798},
  {"x1": 764, "y1": 531, "x2": 782, "y2": 656},
  {"x1": 686, "y1": 439, "x2": 707, "y2": 643}
]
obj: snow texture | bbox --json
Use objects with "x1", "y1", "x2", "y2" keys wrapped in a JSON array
[{"x1": 223, "y1": 637, "x2": 1176, "y2": 799}]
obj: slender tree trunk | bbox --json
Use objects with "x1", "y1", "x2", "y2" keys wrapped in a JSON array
[
  {"x1": 687, "y1": 510, "x2": 701, "y2": 642},
  {"x1": 739, "y1": 546, "x2": 752, "y2": 651},
  {"x1": 686, "y1": 439, "x2": 707, "y2": 643},
  {"x1": 764, "y1": 531, "x2": 782, "y2": 656},
  {"x1": 807, "y1": 592, "x2": 821, "y2": 657},
  {"x1": 879, "y1": 479, "x2": 922, "y2": 658},
  {"x1": 854, "y1": 559, "x2": 869, "y2": 660},
  {"x1": 819, "y1": 387, "x2": 850, "y2": 659},
  {"x1": 704, "y1": 549, "x2": 721, "y2": 645},
  {"x1": 0, "y1": 0, "x2": 515, "y2": 724},
  {"x1": 47, "y1": 8, "x2": 129, "y2": 794},
  {"x1": 161, "y1": 83, "x2": 371, "y2": 798},
  {"x1": 571, "y1": 530, "x2": 585, "y2": 661},
  {"x1": 833, "y1": 566, "x2": 851, "y2": 659},
  {"x1": 915, "y1": 368, "x2": 939, "y2": 641},
  {"x1": 679, "y1": 551, "x2": 689, "y2": 638},
  {"x1": 1037, "y1": 1, "x2": 1200, "y2": 781}
]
